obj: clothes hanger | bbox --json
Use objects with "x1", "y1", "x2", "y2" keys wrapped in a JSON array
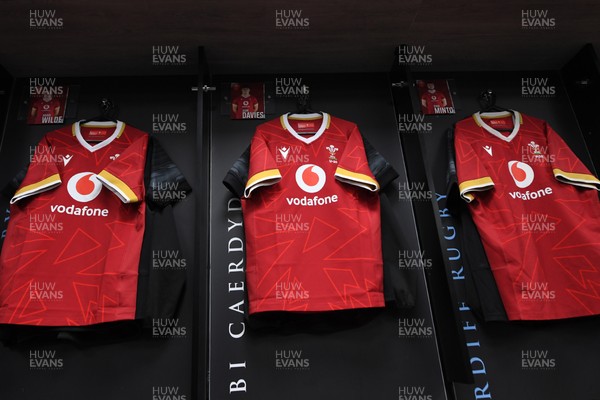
[
  {"x1": 477, "y1": 89, "x2": 516, "y2": 132},
  {"x1": 478, "y1": 89, "x2": 512, "y2": 113},
  {"x1": 291, "y1": 86, "x2": 322, "y2": 116},
  {"x1": 80, "y1": 98, "x2": 118, "y2": 125}
]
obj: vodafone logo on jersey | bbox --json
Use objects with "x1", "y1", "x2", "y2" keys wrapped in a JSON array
[
  {"x1": 50, "y1": 172, "x2": 110, "y2": 217},
  {"x1": 507, "y1": 161, "x2": 553, "y2": 201},
  {"x1": 508, "y1": 161, "x2": 535, "y2": 188},
  {"x1": 67, "y1": 172, "x2": 102, "y2": 202},
  {"x1": 295, "y1": 164, "x2": 326, "y2": 193},
  {"x1": 287, "y1": 164, "x2": 338, "y2": 207}
]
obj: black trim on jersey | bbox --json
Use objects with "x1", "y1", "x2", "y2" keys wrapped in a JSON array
[
  {"x1": 146, "y1": 137, "x2": 193, "y2": 210},
  {"x1": 446, "y1": 128, "x2": 508, "y2": 322},
  {"x1": 136, "y1": 136, "x2": 189, "y2": 323}
]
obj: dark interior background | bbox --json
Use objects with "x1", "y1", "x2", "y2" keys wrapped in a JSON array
[
  {"x1": 1, "y1": 1, "x2": 599, "y2": 76},
  {"x1": 1, "y1": 2, "x2": 600, "y2": 400}
]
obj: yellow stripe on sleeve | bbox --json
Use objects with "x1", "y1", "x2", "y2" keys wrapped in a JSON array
[
  {"x1": 553, "y1": 168, "x2": 600, "y2": 188},
  {"x1": 458, "y1": 177, "x2": 494, "y2": 202},
  {"x1": 13, "y1": 174, "x2": 61, "y2": 200},
  {"x1": 335, "y1": 167, "x2": 379, "y2": 192},
  {"x1": 244, "y1": 169, "x2": 282, "y2": 198},
  {"x1": 97, "y1": 170, "x2": 139, "y2": 203}
]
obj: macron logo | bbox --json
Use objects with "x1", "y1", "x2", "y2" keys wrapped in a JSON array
[
  {"x1": 278, "y1": 147, "x2": 290, "y2": 161},
  {"x1": 63, "y1": 155, "x2": 73, "y2": 166},
  {"x1": 483, "y1": 146, "x2": 493, "y2": 156}
]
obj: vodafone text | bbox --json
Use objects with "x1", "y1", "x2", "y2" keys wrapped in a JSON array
[
  {"x1": 50, "y1": 204, "x2": 109, "y2": 217},
  {"x1": 508, "y1": 187, "x2": 552, "y2": 200},
  {"x1": 285, "y1": 194, "x2": 338, "y2": 206}
]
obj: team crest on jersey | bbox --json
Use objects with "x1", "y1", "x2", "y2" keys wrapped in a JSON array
[
  {"x1": 483, "y1": 145, "x2": 493, "y2": 156},
  {"x1": 326, "y1": 145, "x2": 338, "y2": 163},
  {"x1": 528, "y1": 141, "x2": 542, "y2": 155}
]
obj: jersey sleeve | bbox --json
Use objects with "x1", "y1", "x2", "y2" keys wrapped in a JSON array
[
  {"x1": 546, "y1": 124, "x2": 600, "y2": 190},
  {"x1": 145, "y1": 137, "x2": 192, "y2": 209},
  {"x1": 334, "y1": 125, "x2": 379, "y2": 192},
  {"x1": 455, "y1": 128, "x2": 494, "y2": 203},
  {"x1": 97, "y1": 135, "x2": 149, "y2": 203},
  {"x1": 244, "y1": 131, "x2": 282, "y2": 198},
  {"x1": 10, "y1": 135, "x2": 62, "y2": 204}
]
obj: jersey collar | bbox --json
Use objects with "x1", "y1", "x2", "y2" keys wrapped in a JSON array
[
  {"x1": 473, "y1": 111, "x2": 521, "y2": 142},
  {"x1": 281, "y1": 112, "x2": 330, "y2": 144},
  {"x1": 73, "y1": 120, "x2": 125, "y2": 152}
]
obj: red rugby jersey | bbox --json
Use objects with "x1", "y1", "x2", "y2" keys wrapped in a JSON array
[
  {"x1": 0, "y1": 121, "x2": 147, "y2": 326},
  {"x1": 456, "y1": 111, "x2": 600, "y2": 320},
  {"x1": 242, "y1": 113, "x2": 384, "y2": 314}
]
